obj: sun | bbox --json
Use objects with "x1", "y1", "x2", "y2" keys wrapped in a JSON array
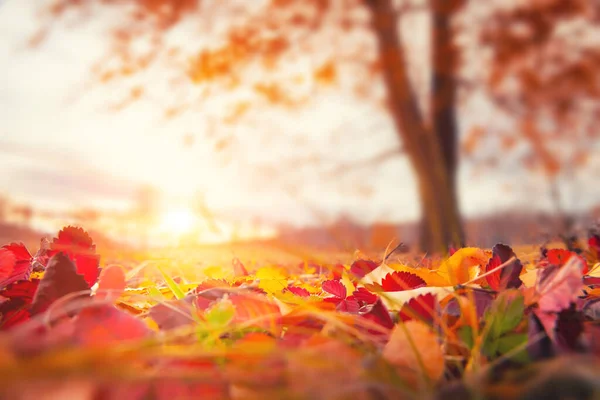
[{"x1": 158, "y1": 207, "x2": 197, "y2": 236}]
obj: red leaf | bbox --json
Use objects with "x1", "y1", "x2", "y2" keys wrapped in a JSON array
[
  {"x1": 547, "y1": 249, "x2": 573, "y2": 266},
  {"x1": 537, "y1": 256, "x2": 584, "y2": 313},
  {"x1": 287, "y1": 286, "x2": 310, "y2": 297},
  {"x1": 590, "y1": 234, "x2": 600, "y2": 261},
  {"x1": 485, "y1": 243, "x2": 523, "y2": 291},
  {"x1": 229, "y1": 294, "x2": 282, "y2": 336},
  {"x1": 31, "y1": 253, "x2": 90, "y2": 315},
  {"x1": 3, "y1": 243, "x2": 32, "y2": 262},
  {"x1": 70, "y1": 305, "x2": 150, "y2": 347},
  {"x1": 48, "y1": 226, "x2": 100, "y2": 287},
  {"x1": 281, "y1": 310, "x2": 326, "y2": 346},
  {"x1": 322, "y1": 280, "x2": 346, "y2": 299},
  {"x1": 541, "y1": 248, "x2": 588, "y2": 275},
  {"x1": 337, "y1": 296, "x2": 360, "y2": 313},
  {"x1": 0, "y1": 243, "x2": 33, "y2": 289},
  {"x1": 232, "y1": 257, "x2": 248, "y2": 277},
  {"x1": 584, "y1": 276, "x2": 600, "y2": 286},
  {"x1": 381, "y1": 271, "x2": 426, "y2": 292},
  {"x1": 350, "y1": 259, "x2": 378, "y2": 278},
  {"x1": 149, "y1": 296, "x2": 195, "y2": 330},
  {"x1": 330, "y1": 263, "x2": 344, "y2": 280},
  {"x1": 352, "y1": 287, "x2": 378, "y2": 305},
  {"x1": 0, "y1": 249, "x2": 15, "y2": 284},
  {"x1": 399, "y1": 293, "x2": 438, "y2": 323},
  {"x1": 96, "y1": 265, "x2": 126, "y2": 301},
  {"x1": 359, "y1": 299, "x2": 394, "y2": 334},
  {"x1": 0, "y1": 279, "x2": 40, "y2": 329}
]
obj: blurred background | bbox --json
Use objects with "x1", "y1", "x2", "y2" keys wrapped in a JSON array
[{"x1": 0, "y1": 0, "x2": 599, "y2": 252}]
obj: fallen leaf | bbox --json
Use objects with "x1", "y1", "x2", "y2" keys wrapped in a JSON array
[
  {"x1": 536, "y1": 256, "x2": 584, "y2": 313},
  {"x1": 437, "y1": 247, "x2": 488, "y2": 285},
  {"x1": 0, "y1": 279, "x2": 40, "y2": 329},
  {"x1": 485, "y1": 243, "x2": 522, "y2": 291},
  {"x1": 0, "y1": 243, "x2": 33, "y2": 288},
  {"x1": 381, "y1": 271, "x2": 426, "y2": 292},
  {"x1": 0, "y1": 249, "x2": 15, "y2": 284},
  {"x1": 96, "y1": 265, "x2": 126, "y2": 301},
  {"x1": 383, "y1": 320, "x2": 445, "y2": 385},
  {"x1": 70, "y1": 305, "x2": 150, "y2": 347},
  {"x1": 399, "y1": 293, "x2": 438, "y2": 323},
  {"x1": 31, "y1": 252, "x2": 90, "y2": 315},
  {"x1": 48, "y1": 226, "x2": 100, "y2": 287}
]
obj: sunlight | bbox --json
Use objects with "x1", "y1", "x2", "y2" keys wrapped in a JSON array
[{"x1": 158, "y1": 207, "x2": 197, "y2": 236}]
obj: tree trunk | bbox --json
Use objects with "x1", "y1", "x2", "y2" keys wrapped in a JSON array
[
  {"x1": 366, "y1": 0, "x2": 465, "y2": 253},
  {"x1": 426, "y1": 0, "x2": 465, "y2": 250}
]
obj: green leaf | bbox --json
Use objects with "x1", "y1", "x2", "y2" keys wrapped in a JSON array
[
  {"x1": 157, "y1": 266, "x2": 186, "y2": 300},
  {"x1": 205, "y1": 301, "x2": 235, "y2": 329},
  {"x1": 147, "y1": 286, "x2": 163, "y2": 299},
  {"x1": 496, "y1": 333, "x2": 530, "y2": 364},
  {"x1": 485, "y1": 290, "x2": 524, "y2": 340},
  {"x1": 500, "y1": 294, "x2": 525, "y2": 334},
  {"x1": 458, "y1": 326, "x2": 474, "y2": 350}
]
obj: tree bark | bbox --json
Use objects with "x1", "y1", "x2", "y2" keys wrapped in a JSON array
[
  {"x1": 427, "y1": 0, "x2": 465, "y2": 249},
  {"x1": 365, "y1": 0, "x2": 464, "y2": 253}
]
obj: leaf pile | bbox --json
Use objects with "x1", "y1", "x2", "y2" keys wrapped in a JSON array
[{"x1": 2, "y1": 229, "x2": 600, "y2": 399}]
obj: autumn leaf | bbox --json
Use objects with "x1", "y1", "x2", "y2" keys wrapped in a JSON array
[
  {"x1": 0, "y1": 249, "x2": 15, "y2": 284},
  {"x1": 149, "y1": 297, "x2": 195, "y2": 331},
  {"x1": 230, "y1": 293, "x2": 282, "y2": 336},
  {"x1": 286, "y1": 286, "x2": 310, "y2": 297},
  {"x1": 381, "y1": 271, "x2": 426, "y2": 292},
  {"x1": 589, "y1": 234, "x2": 600, "y2": 262},
  {"x1": 95, "y1": 265, "x2": 126, "y2": 301},
  {"x1": 359, "y1": 299, "x2": 394, "y2": 335},
  {"x1": 321, "y1": 279, "x2": 359, "y2": 313},
  {"x1": 437, "y1": 247, "x2": 489, "y2": 285},
  {"x1": 485, "y1": 243, "x2": 523, "y2": 291},
  {"x1": 541, "y1": 248, "x2": 588, "y2": 275},
  {"x1": 48, "y1": 226, "x2": 100, "y2": 287},
  {"x1": 399, "y1": 293, "x2": 438, "y2": 323},
  {"x1": 383, "y1": 321, "x2": 445, "y2": 385},
  {"x1": 322, "y1": 279, "x2": 346, "y2": 298},
  {"x1": 350, "y1": 259, "x2": 379, "y2": 278},
  {"x1": 69, "y1": 305, "x2": 150, "y2": 347},
  {"x1": 232, "y1": 257, "x2": 249, "y2": 277},
  {"x1": 536, "y1": 255, "x2": 584, "y2": 313},
  {"x1": 0, "y1": 243, "x2": 33, "y2": 289},
  {"x1": 352, "y1": 287, "x2": 378, "y2": 305},
  {"x1": 255, "y1": 265, "x2": 288, "y2": 295},
  {"x1": 0, "y1": 279, "x2": 40, "y2": 329},
  {"x1": 30, "y1": 252, "x2": 90, "y2": 315}
]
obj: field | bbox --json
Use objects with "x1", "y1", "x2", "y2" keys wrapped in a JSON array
[{"x1": 1, "y1": 226, "x2": 600, "y2": 400}]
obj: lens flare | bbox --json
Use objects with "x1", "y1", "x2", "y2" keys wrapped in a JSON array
[{"x1": 158, "y1": 207, "x2": 197, "y2": 236}]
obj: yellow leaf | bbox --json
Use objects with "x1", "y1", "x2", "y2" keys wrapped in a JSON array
[
  {"x1": 203, "y1": 265, "x2": 231, "y2": 280},
  {"x1": 587, "y1": 263, "x2": 600, "y2": 277},
  {"x1": 255, "y1": 266, "x2": 288, "y2": 295},
  {"x1": 255, "y1": 266, "x2": 287, "y2": 280},
  {"x1": 258, "y1": 278, "x2": 288, "y2": 295},
  {"x1": 144, "y1": 317, "x2": 160, "y2": 331},
  {"x1": 437, "y1": 248, "x2": 489, "y2": 285},
  {"x1": 519, "y1": 268, "x2": 538, "y2": 288},
  {"x1": 340, "y1": 272, "x2": 355, "y2": 297}
]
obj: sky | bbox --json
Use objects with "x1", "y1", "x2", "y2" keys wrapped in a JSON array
[{"x1": 0, "y1": 0, "x2": 599, "y2": 231}]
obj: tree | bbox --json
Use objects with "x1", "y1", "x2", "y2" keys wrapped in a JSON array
[{"x1": 34, "y1": 0, "x2": 600, "y2": 252}]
